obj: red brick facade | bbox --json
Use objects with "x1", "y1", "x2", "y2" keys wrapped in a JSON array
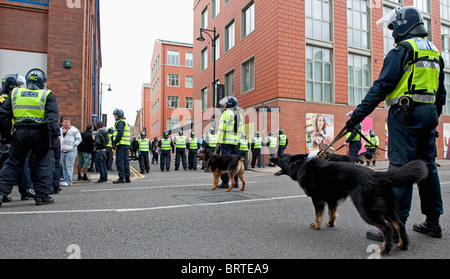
[
  {"x1": 193, "y1": 0, "x2": 450, "y2": 159},
  {"x1": 0, "y1": 0, "x2": 101, "y2": 129},
  {"x1": 146, "y1": 40, "x2": 194, "y2": 139}
]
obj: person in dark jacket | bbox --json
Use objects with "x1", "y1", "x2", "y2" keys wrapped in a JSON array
[
  {"x1": 77, "y1": 124, "x2": 94, "y2": 181},
  {"x1": 94, "y1": 121, "x2": 109, "y2": 183},
  {"x1": 0, "y1": 69, "x2": 59, "y2": 206},
  {"x1": 346, "y1": 7, "x2": 446, "y2": 240}
]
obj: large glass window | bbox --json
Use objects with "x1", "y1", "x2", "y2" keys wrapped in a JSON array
[
  {"x1": 347, "y1": 0, "x2": 369, "y2": 49},
  {"x1": 242, "y1": 1, "x2": 255, "y2": 38},
  {"x1": 167, "y1": 96, "x2": 180, "y2": 108},
  {"x1": 167, "y1": 50, "x2": 180, "y2": 66},
  {"x1": 185, "y1": 52, "x2": 193, "y2": 68},
  {"x1": 241, "y1": 57, "x2": 255, "y2": 93},
  {"x1": 348, "y1": 54, "x2": 370, "y2": 105},
  {"x1": 306, "y1": 46, "x2": 332, "y2": 103},
  {"x1": 167, "y1": 74, "x2": 180, "y2": 87},
  {"x1": 201, "y1": 6, "x2": 208, "y2": 29},
  {"x1": 212, "y1": 0, "x2": 220, "y2": 19},
  {"x1": 305, "y1": 0, "x2": 331, "y2": 41},
  {"x1": 225, "y1": 20, "x2": 235, "y2": 52},
  {"x1": 225, "y1": 70, "x2": 235, "y2": 97},
  {"x1": 442, "y1": 0, "x2": 450, "y2": 21},
  {"x1": 201, "y1": 47, "x2": 208, "y2": 71}
]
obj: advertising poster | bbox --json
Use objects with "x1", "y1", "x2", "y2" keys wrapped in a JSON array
[
  {"x1": 443, "y1": 123, "x2": 450, "y2": 158},
  {"x1": 359, "y1": 117, "x2": 373, "y2": 154},
  {"x1": 306, "y1": 113, "x2": 334, "y2": 157}
]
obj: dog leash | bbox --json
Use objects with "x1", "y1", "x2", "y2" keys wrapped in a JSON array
[
  {"x1": 316, "y1": 126, "x2": 387, "y2": 159},
  {"x1": 316, "y1": 127, "x2": 348, "y2": 158},
  {"x1": 354, "y1": 129, "x2": 388, "y2": 152}
]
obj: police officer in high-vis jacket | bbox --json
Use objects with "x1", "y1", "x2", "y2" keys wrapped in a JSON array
[
  {"x1": 112, "y1": 108, "x2": 131, "y2": 184},
  {"x1": 345, "y1": 7, "x2": 446, "y2": 240},
  {"x1": 159, "y1": 131, "x2": 174, "y2": 171},
  {"x1": 188, "y1": 131, "x2": 200, "y2": 170},
  {"x1": 138, "y1": 131, "x2": 150, "y2": 174},
  {"x1": 174, "y1": 130, "x2": 187, "y2": 171},
  {"x1": 0, "y1": 69, "x2": 60, "y2": 207},
  {"x1": 217, "y1": 96, "x2": 243, "y2": 188}
]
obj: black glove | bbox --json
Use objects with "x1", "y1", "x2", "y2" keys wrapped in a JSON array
[
  {"x1": 49, "y1": 136, "x2": 59, "y2": 150},
  {"x1": 344, "y1": 117, "x2": 357, "y2": 134}
]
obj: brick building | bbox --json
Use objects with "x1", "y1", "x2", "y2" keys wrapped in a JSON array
[
  {"x1": 145, "y1": 39, "x2": 194, "y2": 139},
  {"x1": 193, "y1": 0, "x2": 450, "y2": 159},
  {"x1": 0, "y1": 0, "x2": 102, "y2": 129}
]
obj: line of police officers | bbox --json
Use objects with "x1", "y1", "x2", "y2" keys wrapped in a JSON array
[{"x1": 152, "y1": 124, "x2": 288, "y2": 174}]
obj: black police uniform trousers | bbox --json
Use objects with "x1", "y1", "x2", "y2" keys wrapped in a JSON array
[
  {"x1": 115, "y1": 144, "x2": 130, "y2": 180},
  {"x1": 220, "y1": 143, "x2": 239, "y2": 184},
  {"x1": 175, "y1": 148, "x2": 187, "y2": 170},
  {"x1": 138, "y1": 150, "x2": 150, "y2": 173},
  {"x1": 188, "y1": 148, "x2": 198, "y2": 170},
  {"x1": 348, "y1": 140, "x2": 362, "y2": 157},
  {"x1": 0, "y1": 126, "x2": 54, "y2": 198},
  {"x1": 251, "y1": 148, "x2": 262, "y2": 168},
  {"x1": 387, "y1": 104, "x2": 443, "y2": 220},
  {"x1": 160, "y1": 150, "x2": 171, "y2": 171}
]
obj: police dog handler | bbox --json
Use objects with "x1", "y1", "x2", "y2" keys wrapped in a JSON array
[{"x1": 345, "y1": 7, "x2": 446, "y2": 240}]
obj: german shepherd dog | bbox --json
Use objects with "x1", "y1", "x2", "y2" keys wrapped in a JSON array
[
  {"x1": 358, "y1": 151, "x2": 379, "y2": 167},
  {"x1": 197, "y1": 149, "x2": 246, "y2": 192},
  {"x1": 271, "y1": 154, "x2": 428, "y2": 256}
]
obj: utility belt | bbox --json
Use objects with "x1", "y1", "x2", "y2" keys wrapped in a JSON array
[
  {"x1": 14, "y1": 122, "x2": 47, "y2": 129},
  {"x1": 391, "y1": 95, "x2": 432, "y2": 126}
]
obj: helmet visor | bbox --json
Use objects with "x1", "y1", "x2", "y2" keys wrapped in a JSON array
[{"x1": 376, "y1": 8, "x2": 396, "y2": 31}]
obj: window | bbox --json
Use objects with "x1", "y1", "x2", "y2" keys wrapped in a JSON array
[
  {"x1": 414, "y1": 0, "x2": 430, "y2": 14},
  {"x1": 382, "y1": 6, "x2": 396, "y2": 56},
  {"x1": 241, "y1": 57, "x2": 255, "y2": 93},
  {"x1": 225, "y1": 20, "x2": 235, "y2": 52},
  {"x1": 201, "y1": 47, "x2": 208, "y2": 71},
  {"x1": 212, "y1": 0, "x2": 220, "y2": 19},
  {"x1": 167, "y1": 50, "x2": 180, "y2": 66},
  {"x1": 305, "y1": 46, "x2": 332, "y2": 103},
  {"x1": 167, "y1": 74, "x2": 179, "y2": 87},
  {"x1": 185, "y1": 75, "x2": 193, "y2": 88},
  {"x1": 347, "y1": 0, "x2": 369, "y2": 49},
  {"x1": 167, "y1": 118, "x2": 179, "y2": 131},
  {"x1": 185, "y1": 52, "x2": 193, "y2": 68},
  {"x1": 242, "y1": 1, "x2": 255, "y2": 38},
  {"x1": 305, "y1": 0, "x2": 331, "y2": 41},
  {"x1": 348, "y1": 54, "x2": 371, "y2": 105},
  {"x1": 167, "y1": 96, "x2": 179, "y2": 108},
  {"x1": 201, "y1": 87, "x2": 208, "y2": 111},
  {"x1": 185, "y1": 97, "x2": 193, "y2": 109},
  {"x1": 225, "y1": 70, "x2": 235, "y2": 97},
  {"x1": 201, "y1": 6, "x2": 208, "y2": 29},
  {"x1": 442, "y1": 0, "x2": 450, "y2": 21},
  {"x1": 214, "y1": 35, "x2": 220, "y2": 61},
  {"x1": 442, "y1": 25, "x2": 450, "y2": 67},
  {"x1": 443, "y1": 73, "x2": 450, "y2": 115}
]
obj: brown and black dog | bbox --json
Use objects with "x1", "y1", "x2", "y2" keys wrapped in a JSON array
[
  {"x1": 271, "y1": 154, "x2": 428, "y2": 256},
  {"x1": 197, "y1": 149, "x2": 246, "y2": 192}
]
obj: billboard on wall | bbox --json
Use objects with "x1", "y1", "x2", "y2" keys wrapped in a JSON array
[{"x1": 306, "y1": 113, "x2": 335, "y2": 157}]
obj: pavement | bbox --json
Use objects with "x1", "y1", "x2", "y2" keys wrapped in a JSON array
[{"x1": 73, "y1": 158, "x2": 450, "y2": 184}]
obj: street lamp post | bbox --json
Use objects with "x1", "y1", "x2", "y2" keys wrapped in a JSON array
[
  {"x1": 100, "y1": 82, "x2": 112, "y2": 124},
  {"x1": 196, "y1": 27, "x2": 216, "y2": 127}
]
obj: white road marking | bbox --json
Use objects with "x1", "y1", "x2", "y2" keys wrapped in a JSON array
[
  {"x1": 0, "y1": 195, "x2": 307, "y2": 216},
  {"x1": 80, "y1": 181, "x2": 258, "y2": 192}
]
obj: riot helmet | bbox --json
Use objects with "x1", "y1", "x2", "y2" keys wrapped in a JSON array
[
  {"x1": 26, "y1": 68, "x2": 47, "y2": 89},
  {"x1": 1, "y1": 74, "x2": 26, "y2": 92},
  {"x1": 113, "y1": 108, "x2": 124, "y2": 119},
  {"x1": 163, "y1": 131, "x2": 169, "y2": 139}
]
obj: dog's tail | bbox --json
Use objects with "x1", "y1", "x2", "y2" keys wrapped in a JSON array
[{"x1": 376, "y1": 160, "x2": 428, "y2": 186}]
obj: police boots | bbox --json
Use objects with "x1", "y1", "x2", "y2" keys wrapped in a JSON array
[{"x1": 413, "y1": 217, "x2": 442, "y2": 238}]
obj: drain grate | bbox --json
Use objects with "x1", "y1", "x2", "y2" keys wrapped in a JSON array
[{"x1": 198, "y1": 193, "x2": 250, "y2": 203}]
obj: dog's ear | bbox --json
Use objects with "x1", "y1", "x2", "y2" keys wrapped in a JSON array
[{"x1": 289, "y1": 154, "x2": 309, "y2": 163}]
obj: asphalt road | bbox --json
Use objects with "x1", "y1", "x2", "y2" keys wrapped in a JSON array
[{"x1": 0, "y1": 159, "x2": 449, "y2": 260}]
